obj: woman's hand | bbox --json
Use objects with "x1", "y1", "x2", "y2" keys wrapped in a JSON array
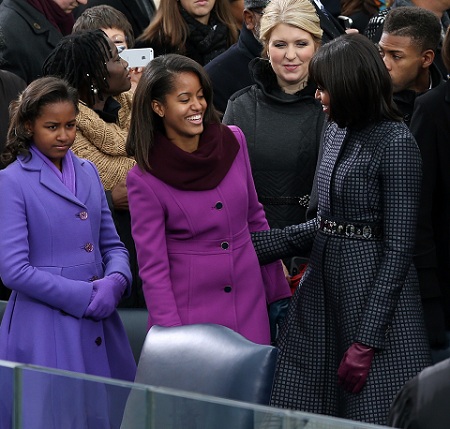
[
  {"x1": 111, "y1": 180, "x2": 129, "y2": 210},
  {"x1": 337, "y1": 342, "x2": 375, "y2": 393},
  {"x1": 84, "y1": 274, "x2": 127, "y2": 320},
  {"x1": 130, "y1": 67, "x2": 144, "y2": 92}
]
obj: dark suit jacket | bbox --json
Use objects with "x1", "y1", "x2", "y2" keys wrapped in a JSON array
[
  {"x1": 205, "y1": 24, "x2": 262, "y2": 115},
  {"x1": 410, "y1": 80, "x2": 450, "y2": 342}
]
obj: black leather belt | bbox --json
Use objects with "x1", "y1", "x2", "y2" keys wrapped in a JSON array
[
  {"x1": 318, "y1": 215, "x2": 382, "y2": 239},
  {"x1": 259, "y1": 195, "x2": 310, "y2": 208}
]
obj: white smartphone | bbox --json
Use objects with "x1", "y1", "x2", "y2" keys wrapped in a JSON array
[{"x1": 119, "y1": 48, "x2": 154, "y2": 68}]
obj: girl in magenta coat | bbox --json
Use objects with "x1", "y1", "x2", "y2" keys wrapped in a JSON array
[{"x1": 126, "y1": 54, "x2": 291, "y2": 345}]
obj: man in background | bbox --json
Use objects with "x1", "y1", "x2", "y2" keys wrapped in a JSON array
[
  {"x1": 379, "y1": 6, "x2": 446, "y2": 352},
  {"x1": 366, "y1": 0, "x2": 450, "y2": 77}
]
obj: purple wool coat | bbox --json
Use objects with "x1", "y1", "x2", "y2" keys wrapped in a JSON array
[
  {"x1": 0, "y1": 151, "x2": 136, "y2": 381},
  {"x1": 127, "y1": 125, "x2": 291, "y2": 345}
]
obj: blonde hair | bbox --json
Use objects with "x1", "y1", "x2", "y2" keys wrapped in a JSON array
[{"x1": 259, "y1": 0, "x2": 323, "y2": 56}]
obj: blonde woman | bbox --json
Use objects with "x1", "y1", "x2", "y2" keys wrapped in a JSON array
[{"x1": 223, "y1": 0, "x2": 325, "y2": 303}]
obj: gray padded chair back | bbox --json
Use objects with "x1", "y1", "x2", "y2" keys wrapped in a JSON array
[
  {"x1": 120, "y1": 324, "x2": 279, "y2": 429},
  {"x1": 136, "y1": 323, "x2": 278, "y2": 404},
  {"x1": 117, "y1": 308, "x2": 149, "y2": 364},
  {"x1": 0, "y1": 300, "x2": 7, "y2": 325}
]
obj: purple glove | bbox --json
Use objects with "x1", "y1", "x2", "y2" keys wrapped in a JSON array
[
  {"x1": 337, "y1": 342, "x2": 375, "y2": 393},
  {"x1": 84, "y1": 273, "x2": 127, "y2": 321}
]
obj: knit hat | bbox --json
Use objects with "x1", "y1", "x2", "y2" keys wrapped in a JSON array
[{"x1": 244, "y1": 0, "x2": 270, "y2": 10}]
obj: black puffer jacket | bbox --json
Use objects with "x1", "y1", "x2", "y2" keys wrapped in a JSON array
[{"x1": 223, "y1": 58, "x2": 325, "y2": 228}]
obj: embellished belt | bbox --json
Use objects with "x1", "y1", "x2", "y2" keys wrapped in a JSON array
[
  {"x1": 259, "y1": 195, "x2": 310, "y2": 208},
  {"x1": 318, "y1": 215, "x2": 383, "y2": 239}
]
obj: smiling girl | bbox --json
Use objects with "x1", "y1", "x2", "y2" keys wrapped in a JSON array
[{"x1": 126, "y1": 54, "x2": 291, "y2": 345}]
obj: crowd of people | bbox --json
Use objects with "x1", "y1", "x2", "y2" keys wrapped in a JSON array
[{"x1": 1, "y1": 0, "x2": 450, "y2": 428}]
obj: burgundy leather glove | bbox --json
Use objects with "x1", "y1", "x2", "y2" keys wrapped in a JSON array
[
  {"x1": 337, "y1": 342, "x2": 375, "y2": 393},
  {"x1": 84, "y1": 273, "x2": 127, "y2": 321}
]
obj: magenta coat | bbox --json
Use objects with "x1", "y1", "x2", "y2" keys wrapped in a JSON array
[
  {"x1": 0, "y1": 151, "x2": 136, "y2": 381},
  {"x1": 127, "y1": 125, "x2": 291, "y2": 345}
]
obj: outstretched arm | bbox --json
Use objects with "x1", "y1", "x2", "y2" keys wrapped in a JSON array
[{"x1": 251, "y1": 220, "x2": 318, "y2": 265}]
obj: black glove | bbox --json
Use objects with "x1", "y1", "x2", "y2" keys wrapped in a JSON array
[{"x1": 268, "y1": 297, "x2": 290, "y2": 344}]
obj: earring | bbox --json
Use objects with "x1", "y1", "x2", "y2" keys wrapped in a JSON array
[{"x1": 90, "y1": 85, "x2": 98, "y2": 95}]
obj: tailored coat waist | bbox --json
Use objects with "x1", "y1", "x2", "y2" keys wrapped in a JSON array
[
  {"x1": 318, "y1": 214, "x2": 383, "y2": 240},
  {"x1": 166, "y1": 227, "x2": 251, "y2": 254}
]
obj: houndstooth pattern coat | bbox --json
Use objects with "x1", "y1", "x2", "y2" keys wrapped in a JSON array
[{"x1": 252, "y1": 120, "x2": 432, "y2": 425}]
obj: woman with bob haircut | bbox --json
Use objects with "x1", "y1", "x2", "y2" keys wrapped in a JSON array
[
  {"x1": 135, "y1": 0, "x2": 239, "y2": 65},
  {"x1": 72, "y1": 5, "x2": 145, "y2": 93},
  {"x1": 251, "y1": 33, "x2": 431, "y2": 425},
  {"x1": 72, "y1": 4, "x2": 135, "y2": 50},
  {"x1": 125, "y1": 53, "x2": 291, "y2": 345}
]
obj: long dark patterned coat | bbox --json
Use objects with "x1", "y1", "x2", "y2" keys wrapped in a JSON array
[{"x1": 252, "y1": 119, "x2": 432, "y2": 425}]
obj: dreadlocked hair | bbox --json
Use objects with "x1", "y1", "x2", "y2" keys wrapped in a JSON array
[{"x1": 42, "y1": 29, "x2": 112, "y2": 107}]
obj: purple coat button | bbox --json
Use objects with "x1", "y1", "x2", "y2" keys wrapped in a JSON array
[
  {"x1": 79, "y1": 211, "x2": 88, "y2": 220},
  {"x1": 84, "y1": 243, "x2": 94, "y2": 252}
]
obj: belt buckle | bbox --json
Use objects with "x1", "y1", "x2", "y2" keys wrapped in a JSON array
[
  {"x1": 362, "y1": 225, "x2": 372, "y2": 239},
  {"x1": 345, "y1": 224, "x2": 355, "y2": 237},
  {"x1": 328, "y1": 220, "x2": 337, "y2": 234}
]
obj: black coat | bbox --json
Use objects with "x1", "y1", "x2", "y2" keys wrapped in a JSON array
[
  {"x1": 205, "y1": 24, "x2": 262, "y2": 115},
  {"x1": 222, "y1": 58, "x2": 324, "y2": 229},
  {"x1": 410, "y1": 80, "x2": 450, "y2": 346},
  {"x1": 393, "y1": 63, "x2": 444, "y2": 128},
  {"x1": 0, "y1": 0, "x2": 63, "y2": 83}
]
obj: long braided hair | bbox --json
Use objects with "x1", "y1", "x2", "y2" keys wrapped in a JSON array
[{"x1": 42, "y1": 29, "x2": 112, "y2": 107}]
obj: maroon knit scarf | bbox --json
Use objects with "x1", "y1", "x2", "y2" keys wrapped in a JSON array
[
  {"x1": 27, "y1": 0, "x2": 74, "y2": 35},
  {"x1": 149, "y1": 123, "x2": 240, "y2": 191}
]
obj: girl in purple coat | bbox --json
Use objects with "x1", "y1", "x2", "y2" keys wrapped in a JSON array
[
  {"x1": 0, "y1": 77, "x2": 136, "y2": 428},
  {"x1": 126, "y1": 54, "x2": 291, "y2": 345}
]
